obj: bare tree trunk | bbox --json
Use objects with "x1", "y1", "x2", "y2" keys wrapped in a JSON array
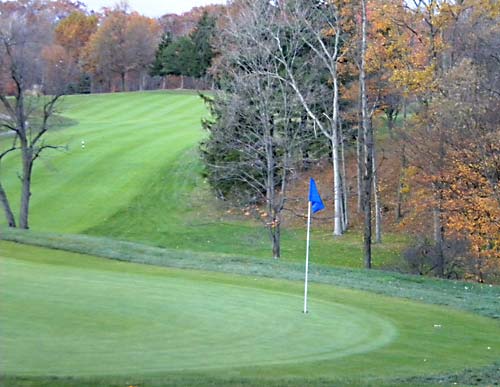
[
  {"x1": 373, "y1": 145, "x2": 382, "y2": 243},
  {"x1": 395, "y1": 98, "x2": 408, "y2": 221},
  {"x1": 332, "y1": 74, "x2": 344, "y2": 236},
  {"x1": 386, "y1": 109, "x2": 398, "y2": 139},
  {"x1": 432, "y1": 118, "x2": 447, "y2": 277},
  {"x1": 433, "y1": 205, "x2": 445, "y2": 277},
  {"x1": 120, "y1": 72, "x2": 126, "y2": 92},
  {"x1": 431, "y1": 126, "x2": 447, "y2": 277},
  {"x1": 395, "y1": 143, "x2": 406, "y2": 221},
  {"x1": 180, "y1": 75, "x2": 184, "y2": 89},
  {"x1": 19, "y1": 148, "x2": 33, "y2": 229},
  {"x1": 332, "y1": 136, "x2": 343, "y2": 236},
  {"x1": 0, "y1": 182, "x2": 16, "y2": 227},
  {"x1": 361, "y1": 0, "x2": 373, "y2": 269},
  {"x1": 341, "y1": 131, "x2": 348, "y2": 230},
  {"x1": 357, "y1": 83, "x2": 364, "y2": 213},
  {"x1": 272, "y1": 222, "x2": 281, "y2": 259},
  {"x1": 139, "y1": 71, "x2": 145, "y2": 91}
]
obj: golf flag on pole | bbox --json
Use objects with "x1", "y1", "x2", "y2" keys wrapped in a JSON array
[
  {"x1": 304, "y1": 178, "x2": 324, "y2": 314},
  {"x1": 309, "y1": 178, "x2": 325, "y2": 213}
]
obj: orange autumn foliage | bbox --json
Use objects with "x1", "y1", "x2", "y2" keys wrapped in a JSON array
[{"x1": 443, "y1": 144, "x2": 500, "y2": 280}]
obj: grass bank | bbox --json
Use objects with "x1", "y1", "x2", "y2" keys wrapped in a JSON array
[{"x1": 2, "y1": 230, "x2": 498, "y2": 320}]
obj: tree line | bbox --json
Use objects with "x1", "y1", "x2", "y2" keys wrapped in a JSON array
[
  {"x1": 200, "y1": 0, "x2": 499, "y2": 282},
  {"x1": 0, "y1": 0, "x2": 218, "y2": 96}
]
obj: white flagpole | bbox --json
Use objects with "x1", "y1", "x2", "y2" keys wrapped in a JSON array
[{"x1": 304, "y1": 201, "x2": 312, "y2": 314}]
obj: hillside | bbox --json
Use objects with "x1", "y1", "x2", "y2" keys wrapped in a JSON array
[{"x1": 0, "y1": 91, "x2": 405, "y2": 269}]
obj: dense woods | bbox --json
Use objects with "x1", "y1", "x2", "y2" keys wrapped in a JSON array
[{"x1": 0, "y1": 0, "x2": 498, "y2": 282}]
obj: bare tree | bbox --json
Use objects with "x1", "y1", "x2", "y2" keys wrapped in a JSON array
[
  {"x1": 0, "y1": 139, "x2": 18, "y2": 227},
  {"x1": 201, "y1": 1, "x2": 305, "y2": 258},
  {"x1": 249, "y1": 0, "x2": 353, "y2": 236},
  {"x1": 210, "y1": 0, "x2": 358, "y2": 239},
  {"x1": 0, "y1": 7, "x2": 69, "y2": 229},
  {"x1": 360, "y1": 0, "x2": 374, "y2": 268}
]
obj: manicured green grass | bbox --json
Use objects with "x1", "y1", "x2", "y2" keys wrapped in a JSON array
[
  {"x1": 0, "y1": 91, "x2": 405, "y2": 268},
  {"x1": 2, "y1": 231, "x2": 499, "y2": 320},
  {"x1": 1, "y1": 242, "x2": 499, "y2": 385},
  {"x1": 1, "y1": 91, "x2": 205, "y2": 233}
]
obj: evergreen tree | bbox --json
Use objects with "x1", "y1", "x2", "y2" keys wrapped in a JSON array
[
  {"x1": 190, "y1": 11, "x2": 216, "y2": 78},
  {"x1": 161, "y1": 36, "x2": 196, "y2": 77},
  {"x1": 151, "y1": 12, "x2": 216, "y2": 81},
  {"x1": 150, "y1": 33, "x2": 172, "y2": 77}
]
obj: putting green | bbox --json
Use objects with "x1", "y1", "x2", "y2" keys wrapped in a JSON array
[{"x1": 1, "y1": 241, "x2": 499, "y2": 381}]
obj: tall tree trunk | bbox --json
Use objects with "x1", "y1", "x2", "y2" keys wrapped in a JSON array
[
  {"x1": 271, "y1": 221, "x2": 281, "y2": 259},
  {"x1": 19, "y1": 149, "x2": 33, "y2": 229},
  {"x1": 357, "y1": 83, "x2": 364, "y2": 213},
  {"x1": 373, "y1": 145, "x2": 382, "y2": 243},
  {"x1": 265, "y1": 118, "x2": 280, "y2": 258},
  {"x1": 341, "y1": 131, "x2": 348, "y2": 230},
  {"x1": 386, "y1": 109, "x2": 397, "y2": 139},
  {"x1": 395, "y1": 143, "x2": 406, "y2": 221},
  {"x1": 121, "y1": 72, "x2": 126, "y2": 92},
  {"x1": 432, "y1": 117, "x2": 447, "y2": 277},
  {"x1": 433, "y1": 205, "x2": 445, "y2": 277},
  {"x1": 361, "y1": 0, "x2": 373, "y2": 269},
  {"x1": 180, "y1": 75, "x2": 184, "y2": 89},
  {"x1": 395, "y1": 98, "x2": 408, "y2": 221},
  {"x1": 332, "y1": 136, "x2": 343, "y2": 236},
  {"x1": 0, "y1": 182, "x2": 16, "y2": 227},
  {"x1": 140, "y1": 71, "x2": 145, "y2": 91},
  {"x1": 432, "y1": 127, "x2": 447, "y2": 277},
  {"x1": 332, "y1": 74, "x2": 344, "y2": 236}
]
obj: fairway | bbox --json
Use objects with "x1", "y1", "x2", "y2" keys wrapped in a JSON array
[
  {"x1": 0, "y1": 91, "x2": 206, "y2": 234},
  {"x1": 1, "y1": 241, "x2": 499, "y2": 383}
]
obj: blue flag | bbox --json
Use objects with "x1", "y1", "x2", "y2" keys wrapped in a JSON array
[{"x1": 309, "y1": 178, "x2": 325, "y2": 213}]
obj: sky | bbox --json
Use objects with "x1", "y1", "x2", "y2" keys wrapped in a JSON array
[{"x1": 82, "y1": 0, "x2": 227, "y2": 17}]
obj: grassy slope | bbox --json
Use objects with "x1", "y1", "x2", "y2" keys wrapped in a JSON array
[
  {"x1": 1, "y1": 91, "x2": 204, "y2": 233},
  {"x1": 0, "y1": 91, "x2": 404, "y2": 268},
  {"x1": 1, "y1": 242, "x2": 499, "y2": 385},
  {"x1": 84, "y1": 147, "x2": 407, "y2": 268}
]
